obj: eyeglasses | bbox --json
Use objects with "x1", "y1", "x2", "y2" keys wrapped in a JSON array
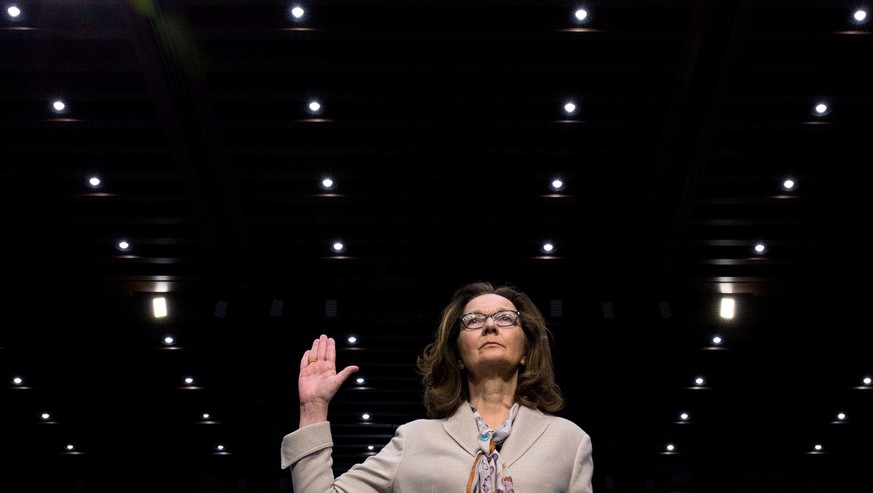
[{"x1": 459, "y1": 310, "x2": 520, "y2": 330}]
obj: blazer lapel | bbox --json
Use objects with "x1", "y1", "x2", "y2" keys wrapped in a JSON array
[
  {"x1": 498, "y1": 405, "x2": 549, "y2": 467},
  {"x1": 442, "y1": 403, "x2": 480, "y2": 457}
]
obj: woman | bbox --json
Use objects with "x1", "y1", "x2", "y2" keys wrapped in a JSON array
[{"x1": 281, "y1": 281, "x2": 594, "y2": 492}]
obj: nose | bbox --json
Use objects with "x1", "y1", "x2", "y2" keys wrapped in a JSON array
[{"x1": 482, "y1": 317, "x2": 499, "y2": 333}]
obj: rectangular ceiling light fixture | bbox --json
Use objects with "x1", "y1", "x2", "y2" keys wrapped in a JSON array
[
  {"x1": 719, "y1": 297, "x2": 735, "y2": 320},
  {"x1": 152, "y1": 296, "x2": 168, "y2": 318}
]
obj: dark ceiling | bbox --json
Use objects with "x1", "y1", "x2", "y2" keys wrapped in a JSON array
[{"x1": 2, "y1": 1, "x2": 872, "y2": 492}]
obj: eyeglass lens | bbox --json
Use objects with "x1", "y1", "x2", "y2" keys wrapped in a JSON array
[{"x1": 461, "y1": 310, "x2": 518, "y2": 329}]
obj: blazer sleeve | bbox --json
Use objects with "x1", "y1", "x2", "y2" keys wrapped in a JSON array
[
  {"x1": 281, "y1": 421, "x2": 407, "y2": 493},
  {"x1": 570, "y1": 427, "x2": 594, "y2": 493}
]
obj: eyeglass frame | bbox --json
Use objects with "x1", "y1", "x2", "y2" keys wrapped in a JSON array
[{"x1": 458, "y1": 310, "x2": 521, "y2": 330}]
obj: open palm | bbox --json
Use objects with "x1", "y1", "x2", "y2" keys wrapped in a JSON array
[{"x1": 298, "y1": 334, "x2": 359, "y2": 422}]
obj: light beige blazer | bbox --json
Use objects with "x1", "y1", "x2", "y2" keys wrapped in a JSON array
[{"x1": 281, "y1": 403, "x2": 594, "y2": 492}]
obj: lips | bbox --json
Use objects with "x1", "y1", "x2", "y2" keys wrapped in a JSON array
[{"x1": 480, "y1": 341, "x2": 503, "y2": 349}]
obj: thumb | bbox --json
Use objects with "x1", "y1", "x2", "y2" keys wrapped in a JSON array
[{"x1": 336, "y1": 365, "x2": 360, "y2": 383}]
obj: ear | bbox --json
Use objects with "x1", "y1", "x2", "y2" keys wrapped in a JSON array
[
  {"x1": 457, "y1": 360, "x2": 465, "y2": 369},
  {"x1": 520, "y1": 356, "x2": 527, "y2": 365}
]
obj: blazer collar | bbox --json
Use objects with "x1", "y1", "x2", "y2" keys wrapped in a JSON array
[
  {"x1": 500, "y1": 405, "x2": 549, "y2": 467},
  {"x1": 442, "y1": 402, "x2": 550, "y2": 465},
  {"x1": 442, "y1": 403, "x2": 480, "y2": 457}
]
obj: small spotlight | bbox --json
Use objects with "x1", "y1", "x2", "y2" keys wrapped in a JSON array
[
  {"x1": 307, "y1": 100, "x2": 322, "y2": 114},
  {"x1": 319, "y1": 177, "x2": 336, "y2": 190},
  {"x1": 51, "y1": 100, "x2": 68, "y2": 114},
  {"x1": 812, "y1": 102, "x2": 831, "y2": 117}
]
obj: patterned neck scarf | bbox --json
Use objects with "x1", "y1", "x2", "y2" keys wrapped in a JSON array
[{"x1": 465, "y1": 402, "x2": 520, "y2": 493}]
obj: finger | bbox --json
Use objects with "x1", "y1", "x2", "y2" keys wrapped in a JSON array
[
  {"x1": 315, "y1": 334, "x2": 328, "y2": 362},
  {"x1": 300, "y1": 349, "x2": 313, "y2": 370},
  {"x1": 336, "y1": 365, "x2": 360, "y2": 383},
  {"x1": 325, "y1": 336, "x2": 337, "y2": 364},
  {"x1": 310, "y1": 337, "x2": 320, "y2": 359}
]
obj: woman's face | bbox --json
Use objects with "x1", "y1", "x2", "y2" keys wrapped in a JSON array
[{"x1": 457, "y1": 293, "x2": 527, "y2": 377}]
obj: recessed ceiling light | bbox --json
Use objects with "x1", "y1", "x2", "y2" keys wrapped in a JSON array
[
  {"x1": 319, "y1": 176, "x2": 336, "y2": 190},
  {"x1": 51, "y1": 99, "x2": 67, "y2": 114},
  {"x1": 6, "y1": 5, "x2": 22, "y2": 19},
  {"x1": 812, "y1": 102, "x2": 831, "y2": 116}
]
